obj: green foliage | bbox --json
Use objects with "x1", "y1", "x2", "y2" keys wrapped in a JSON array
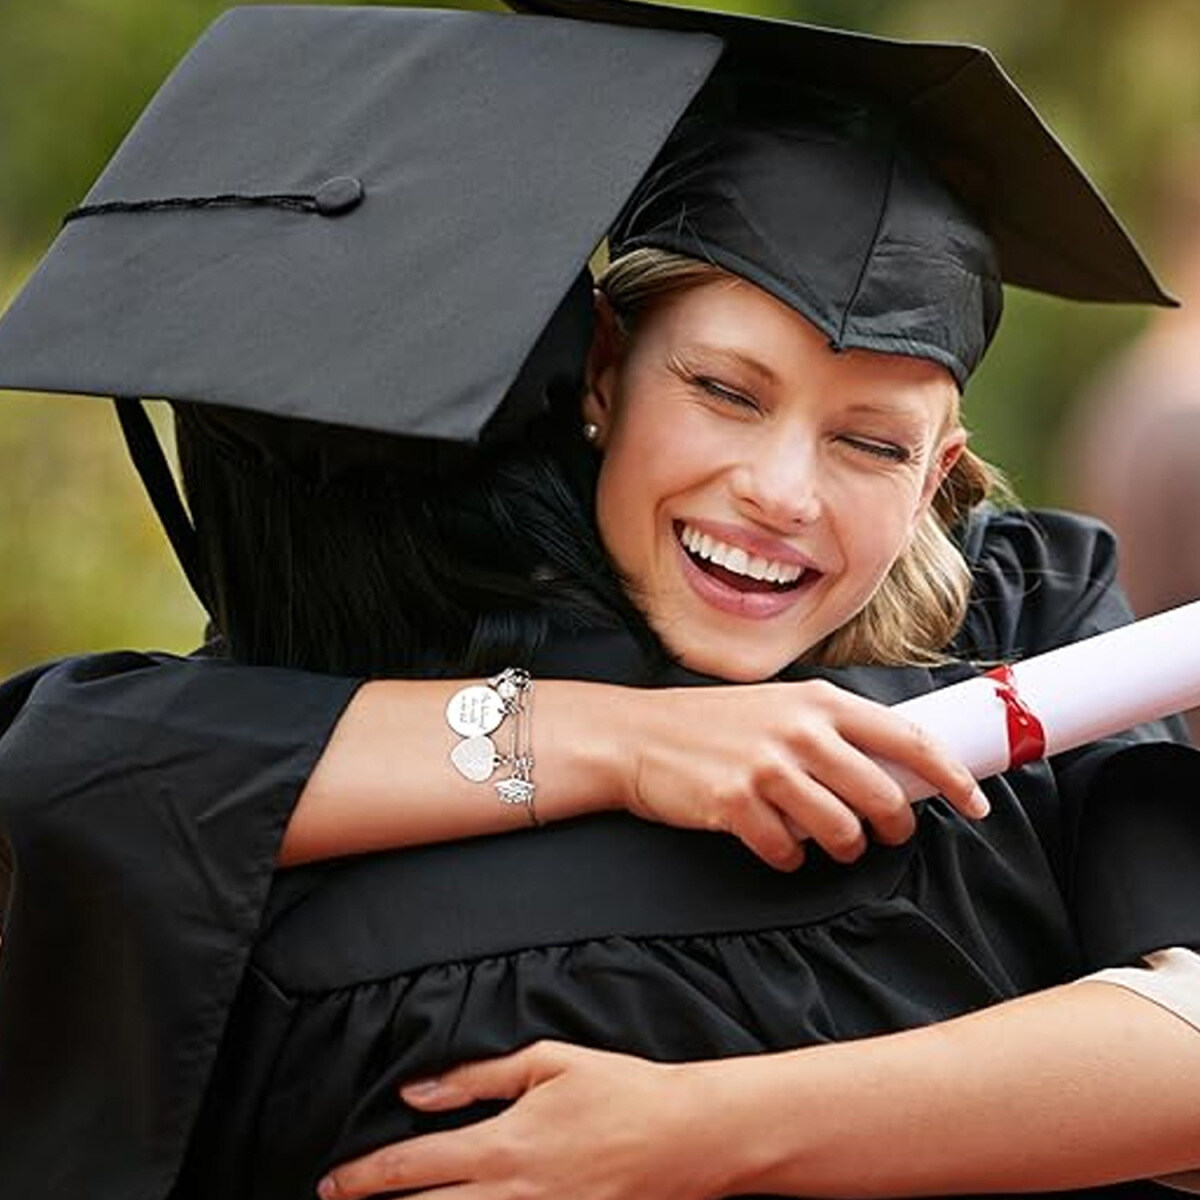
[{"x1": 2, "y1": 0, "x2": 1199, "y2": 669}]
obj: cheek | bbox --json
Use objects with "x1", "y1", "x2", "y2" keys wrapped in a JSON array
[
  {"x1": 592, "y1": 459, "x2": 631, "y2": 564},
  {"x1": 591, "y1": 436, "x2": 662, "y2": 576},
  {"x1": 831, "y1": 473, "x2": 927, "y2": 572},
  {"x1": 594, "y1": 393, "x2": 721, "y2": 547}
]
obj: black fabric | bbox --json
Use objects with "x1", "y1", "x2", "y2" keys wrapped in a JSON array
[
  {"x1": 114, "y1": 396, "x2": 210, "y2": 613},
  {"x1": 0, "y1": 511, "x2": 1196, "y2": 1200},
  {"x1": 610, "y1": 101, "x2": 1002, "y2": 386},
  {"x1": 1073, "y1": 742, "x2": 1200, "y2": 968},
  {"x1": 0, "y1": 6, "x2": 719, "y2": 440},
  {"x1": 513, "y1": 0, "x2": 1173, "y2": 309},
  {"x1": 0, "y1": 655, "x2": 358, "y2": 1200}
]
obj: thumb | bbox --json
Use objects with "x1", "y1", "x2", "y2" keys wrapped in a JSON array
[{"x1": 400, "y1": 1041, "x2": 564, "y2": 1111}]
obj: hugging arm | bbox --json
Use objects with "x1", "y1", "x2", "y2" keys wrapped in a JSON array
[
  {"x1": 320, "y1": 975, "x2": 1200, "y2": 1200},
  {"x1": 287, "y1": 672, "x2": 987, "y2": 870}
]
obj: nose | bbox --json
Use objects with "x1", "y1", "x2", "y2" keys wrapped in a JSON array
[{"x1": 729, "y1": 428, "x2": 823, "y2": 530}]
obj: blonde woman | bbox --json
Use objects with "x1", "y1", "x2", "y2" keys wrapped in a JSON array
[{"x1": 0, "y1": 5, "x2": 1197, "y2": 1199}]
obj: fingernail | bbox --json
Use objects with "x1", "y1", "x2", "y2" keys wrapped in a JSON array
[
  {"x1": 316, "y1": 1177, "x2": 338, "y2": 1200},
  {"x1": 967, "y1": 787, "x2": 990, "y2": 818},
  {"x1": 401, "y1": 1076, "x2": 443, "y2": 1099}
]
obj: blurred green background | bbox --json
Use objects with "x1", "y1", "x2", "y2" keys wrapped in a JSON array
[{"x1": 3, "y1": 0, "x2": 1200, "y2": 674}]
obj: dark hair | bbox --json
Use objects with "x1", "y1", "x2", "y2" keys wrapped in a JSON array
[{"x1": 174, "y1": 397, "x2": 653, "y2": 678}]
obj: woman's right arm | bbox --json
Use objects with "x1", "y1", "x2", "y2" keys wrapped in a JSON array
[{"x1": 282, "y1": 676, "x2": 988, "y2": 868}]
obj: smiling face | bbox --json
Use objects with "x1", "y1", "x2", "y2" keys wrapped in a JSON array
[{"x1": 583, "y1": 274, "x2": 965, "y2": 682}]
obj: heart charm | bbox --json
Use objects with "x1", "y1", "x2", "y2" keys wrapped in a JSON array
[{"x1": 450, "y1": 734, "x2": 497, "y2": 782}]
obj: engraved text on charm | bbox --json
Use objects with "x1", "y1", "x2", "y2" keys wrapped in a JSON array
[
  {"x1": 446, "y1": 685, "x2": 505, "y2": 737},
  {"x1": 450, "y1": 734, "x2": 497, "y2": 782}
]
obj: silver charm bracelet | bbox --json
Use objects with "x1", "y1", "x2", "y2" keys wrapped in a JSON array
[{"x1": 445, "y1": 668, "x2": 538, "y2": 825}]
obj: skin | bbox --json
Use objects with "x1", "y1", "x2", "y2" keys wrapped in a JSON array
[
  {"x1": 310, "y1": 276, "x2": 1200, "y2": 1199},
  {"x1": 583, "y1": 277, "x2": 966, "y2": 683}
]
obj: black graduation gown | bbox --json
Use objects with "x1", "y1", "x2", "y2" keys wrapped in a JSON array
[{"x1": 2, "y1": 509, "x2": 1199, "y2": 1200}]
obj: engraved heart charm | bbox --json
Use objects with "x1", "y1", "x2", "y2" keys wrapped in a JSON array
[{"x1": 450, "y1": 734, "x2": 497, "y2": 782}]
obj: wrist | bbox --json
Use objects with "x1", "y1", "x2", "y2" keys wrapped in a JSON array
[
  {"x1": 531, "y1": 680, "x2": 635, "y2": 820},
  {"x1": 664, "y1": 1057, "x2": 798, "y2": 1200}
]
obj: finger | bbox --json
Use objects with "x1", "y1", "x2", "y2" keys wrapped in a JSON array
[
  {"x1": 728, "y1": 800, "x2": 806, "y2": 871},
  {"x1": 319, "y1": 1127, "x2": 475, "y2": 1200},
  {"x1": 831, "y1": 697, "x2": 988, "y2": 819},
  {"x1": 783, "y1": 735, "x2": 917, "y2": 847},
  {"x1": 402, "y1": 1042, "x2": 562, "y2": 1110},
  {"x1": 781, "y1": 813, "x2": 811, "y2": 846},
  {"x1": 761, "y1": 770, "x2": 867, "y2": 863}
]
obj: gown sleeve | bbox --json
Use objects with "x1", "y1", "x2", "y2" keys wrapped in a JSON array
[
  {"x1": 957, "y1": 503, "x2": 1195, "y2": 670},
  {"x1": 0, "y1": 650, "x2": 359, "y2": 1200},
  {"x1": 956, "y1": 507, "x2": 1200, "y2": 967}
]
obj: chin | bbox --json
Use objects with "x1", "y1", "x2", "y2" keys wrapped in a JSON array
[{"x1": 669, "y1": 638, "x2": 793, "y2": 683}]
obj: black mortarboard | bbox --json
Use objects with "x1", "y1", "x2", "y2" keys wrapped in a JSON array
[
  {"x1": 0, "y1": 4, "x2": 720, "y2": 603},
  {"x1": 518, "y1": 0, "x2": 1174, "y2": 387},
  {"x1": 516, "y1": 0, "x2": 1174, "y2": 310},
  {"x1": 609, "y1": 98, "x2": 1004, "y2": 387},
  {"x1": 0, "y1": 5, "x2": 720, "y2": 441},
  {"x1": 0, "y1": 1, "x2": 1172, "y2": 609}
]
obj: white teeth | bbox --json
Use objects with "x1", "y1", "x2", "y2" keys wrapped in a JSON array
[{"x1": 679, "y1": 523, "x2": 805, "y2": 585}]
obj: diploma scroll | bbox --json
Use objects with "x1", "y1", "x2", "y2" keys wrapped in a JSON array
[{"x1": 886, "y1": 599, "x2": 1200, "y2": 801}]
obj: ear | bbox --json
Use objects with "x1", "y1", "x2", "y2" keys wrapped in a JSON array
[
  {"x1": 916, "y1": 427, "x2": 968, "y2": 518},
  {"x1": 581, "y1": 289, "x2": 624, "y2": 439}
]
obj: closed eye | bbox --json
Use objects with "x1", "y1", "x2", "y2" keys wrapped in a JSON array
[
  {"x1": 695, "y1": 376, "x2": 760, "y2": 412},
  {"x1": 838, "y1": 435, "x2": 912, "y2": 463}
]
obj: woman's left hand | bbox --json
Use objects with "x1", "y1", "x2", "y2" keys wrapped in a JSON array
[{"x1": 317, "y1": 1041, "x2": 723, "y2": 1200}]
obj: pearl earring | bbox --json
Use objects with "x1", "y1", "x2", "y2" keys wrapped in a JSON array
[{"x1": 582, "y1": 422, "x2": 601, "y2": 443}]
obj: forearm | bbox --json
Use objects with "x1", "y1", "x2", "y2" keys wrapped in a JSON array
[
  {"x1": 280, "y1": 672, "x2": 985, "y2": 868},
  {"x1": 700, "y1": 981, "x2": 1200, "y2": 1198},
  {"x1": 279, "y1": 678, "x2": 634, "y2": 864}
]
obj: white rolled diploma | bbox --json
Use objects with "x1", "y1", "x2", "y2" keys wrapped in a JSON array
[{"x1": 885, "y1": 599, "x2": 1200, "y2": 801}]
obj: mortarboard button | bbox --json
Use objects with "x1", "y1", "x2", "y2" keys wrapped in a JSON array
[{"x1": 313, "y1": 176, "x2": 364, "y2": 217}]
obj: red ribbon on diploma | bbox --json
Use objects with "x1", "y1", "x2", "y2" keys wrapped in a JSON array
[{"x1": 985, "y1": 664, "x2": 1048, "y2": 768}]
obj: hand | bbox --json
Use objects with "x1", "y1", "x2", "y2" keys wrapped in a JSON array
[
  {"x1": 624, "y1": 679, "x2": 988, "y2": 870},
  {"x1": 317, "y1": 1041, "x2": 721, "y2": 1200}
]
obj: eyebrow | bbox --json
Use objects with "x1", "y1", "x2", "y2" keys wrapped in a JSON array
[
  {"x1": 679, "y1": 345, "x2": 782, "y2": 385},
  {"x1": 842, "y1": 400, "x2": 929, "y2": 420}
]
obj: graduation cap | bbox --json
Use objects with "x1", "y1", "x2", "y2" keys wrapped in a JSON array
[
  {"x1": 0, "y1": 4, "x2": 722, "y2": 606},
  {"x1": 516, "y1": 0, "x2": 1174, "y2": 309},
  {"x1": 0, "y1": 1, "x2": 1172, "y2": 614}
]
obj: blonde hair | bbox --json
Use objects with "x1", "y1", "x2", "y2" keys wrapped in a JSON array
[{"x1": 595, "y1": 248, "x2": 1009, "y2": 667}]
